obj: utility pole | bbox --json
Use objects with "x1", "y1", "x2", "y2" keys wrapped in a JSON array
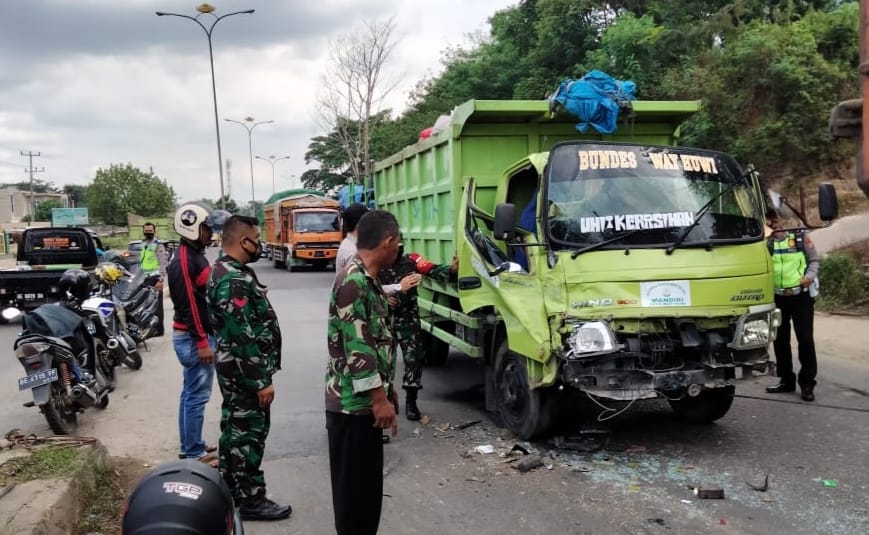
[
  {"x1": 226, "y1": 159, "x2": 233, "y2": 199},
  {"x1": 21, "y1": 150, "x2": 44, "y2": 220}
]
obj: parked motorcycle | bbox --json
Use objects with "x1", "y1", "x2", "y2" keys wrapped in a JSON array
[
  {"x1": 60, "y1": 268, "x2": 143, "y2": 374},
  {"x1": 94, "y1": 259, "x2": 161, "y2": 357},
  {"x1": 4, "y1": 302, "x2": 112, "y2": 435}
]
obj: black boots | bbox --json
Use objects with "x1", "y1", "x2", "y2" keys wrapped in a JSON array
[
  {"x1": 238, "y1": 496, "x2": 292, "y2": 521},
  {"x1": 800, "y1": 385, "x2": 815, "y2": 402},
  {"x1": 405, "y1": 388, "x2": 421, "y2": 421},
  {"x1": 766, "y1": 382, "x2": 796, "y2": 393}
]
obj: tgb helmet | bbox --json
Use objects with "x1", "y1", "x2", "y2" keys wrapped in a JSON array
[{"x1": 121, "y1": 459, "x2": 243, "y2": 535}]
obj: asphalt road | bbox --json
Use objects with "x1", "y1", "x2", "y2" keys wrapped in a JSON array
[{"x1": 1, "y1": 254, "x2": 868, "y2": 534}]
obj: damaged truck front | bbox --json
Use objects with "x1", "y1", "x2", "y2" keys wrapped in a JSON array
[{"x1": 374, "y1": 99, "x2": 780, "y2": 439}]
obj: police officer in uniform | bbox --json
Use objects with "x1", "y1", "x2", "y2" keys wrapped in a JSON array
[
  {"x1": 207, "y1": 215, "x2": 291, "y2": 522},
  {"x1": 140, "y1": 222, "x2": 168, "y2": 336},
  {"x1": 765, "y1": 208, "x2": 820, "y2": 402}
]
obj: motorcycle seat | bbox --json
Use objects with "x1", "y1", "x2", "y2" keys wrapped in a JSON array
[{"x1": 14, "y1": 333, "x2": 74, "y2": 353}]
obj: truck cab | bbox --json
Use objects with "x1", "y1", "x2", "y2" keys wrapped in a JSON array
[{"x1": 375, "y1": 99, "x2": 794, "y2": 439}]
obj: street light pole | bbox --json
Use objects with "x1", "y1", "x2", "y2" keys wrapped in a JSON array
[
  {"x1": 225, "y1": 117, "x2": 274, "y2": 212},
  {"x1": 256, "y1": 155, "x2": 290, "y2": 196},
  {"x1": 156, "y1": 3, "x2": 254, "y2": 210}
]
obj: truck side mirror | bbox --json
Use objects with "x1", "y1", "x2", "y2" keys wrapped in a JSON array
[
  {"x1": 493, "y1": 203, "x2": 516, "y2": 241},
  {"x1": 818, "y1": 182, "x2": 838, "y2": 222}
]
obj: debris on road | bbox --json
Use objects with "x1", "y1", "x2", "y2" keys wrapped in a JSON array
[
  {"x1": 551, "y1": 429, "x2": 611, "y2": 452},
  {"x1": 821, "y1": 479, "x2": 838, "y2": 488},
  {"x1": 420, "y1": 415, "x2": 431, "y2": 426},
  {"x1": 509, "y1": 443, "x2": 530, "y2": 456},
  {"x1": 474, "y1": 444, "x2": 495, "y2": 455},
  {"x1": 624, "y1": 444, "x2": 647, "y2": 453},
  {"x1": 746, "y1": 474, "x2": 769, "y2": 492},
  {"x1": 453, "y1": 419, "x2": 482, "y2": 430},
  {"x1": 514, "y1": 455, "x2": 544, "y2": 473},
  {"x1": 692, "y1": 487, "x2": 725, "y2": 499}
]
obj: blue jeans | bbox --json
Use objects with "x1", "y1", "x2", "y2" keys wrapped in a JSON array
[{"x1": 173, "y1": 332, "x2": 215, "y2": 458}]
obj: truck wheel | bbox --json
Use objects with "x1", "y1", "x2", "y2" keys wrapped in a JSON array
[
  {"x1": 668, "y1": 386, "x2": 735, "y2": 423},
  {"x1": 421, "y1": 329, "x2": 449, "y2": 366},
  {"x1": 493, "y1": 341, "x2": 553, "y2": 440}
]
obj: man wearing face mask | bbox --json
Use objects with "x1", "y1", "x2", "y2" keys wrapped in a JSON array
[
  {"x1": 140, "y1": 222, "x2": 168, "y2": 336},
  {"x1": 207, "y1": 215, "x2": 291, "y2": 522}
]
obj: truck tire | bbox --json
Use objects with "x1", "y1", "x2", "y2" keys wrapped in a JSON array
[
  {"x1": 493, "y1": 341, "x2": 553, "y2": 440},
  {"x1": 421, "y1": 328, "x2": 449, "y2": 366},
  {"x1": 668, "y1": 385, "x2": 735, "y2": 423}
]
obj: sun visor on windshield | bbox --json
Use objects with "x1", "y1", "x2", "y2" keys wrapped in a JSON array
[{"x1": 547, "y1": 142, "x2": 740, "y2": 183}]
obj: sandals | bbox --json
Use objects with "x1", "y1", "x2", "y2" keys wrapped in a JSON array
[{"x1": 198, "y1": 452, "x2": 219, "y2": 468}]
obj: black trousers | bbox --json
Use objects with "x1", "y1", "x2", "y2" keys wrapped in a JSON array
[
  {"x1": 326, "y1": 411, "x2": 383, "y2": 535},
  {"x1": 153, "y1": 289, "x2": 165, "y2": 336},
  {"x1": 773, "y1": 292, "x2": 817, "y2": 387}
]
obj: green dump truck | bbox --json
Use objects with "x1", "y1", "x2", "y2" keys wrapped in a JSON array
[{"x1": 374, "y1": 99, "x2": 786, "y2": 439}]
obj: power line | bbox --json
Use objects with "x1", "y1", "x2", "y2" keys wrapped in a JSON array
[{"x1": 21, "y1": 150, "x2": 44, "y2": 219}]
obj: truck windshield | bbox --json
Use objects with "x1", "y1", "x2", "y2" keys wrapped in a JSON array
[
  {"x1": 544, "y1": 143, "x2": 763, "y2": 249},
  {"x1": 294, "y1": 212, "x2": 339, "y2": 233}
]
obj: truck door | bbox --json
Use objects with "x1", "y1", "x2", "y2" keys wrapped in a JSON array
[{"x1": 458, "y1": 178, "x2": 550, "y2": 364}]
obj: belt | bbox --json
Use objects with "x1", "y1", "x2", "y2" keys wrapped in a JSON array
[
  {"x1": 174, "y1": 328, "x2": 188, "y2": 334},
  {"x1": 775, "y1": 286, "x2": 806, "y2": 296}
]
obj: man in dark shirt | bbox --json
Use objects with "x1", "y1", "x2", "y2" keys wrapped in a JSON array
[{"x1": 168, "y1": 203, "x2": 224, "y2": 465}]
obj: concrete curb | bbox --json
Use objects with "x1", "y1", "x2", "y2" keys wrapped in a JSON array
[{"x1": 1, "y1": 440, "x2": 112, "y2": 535}]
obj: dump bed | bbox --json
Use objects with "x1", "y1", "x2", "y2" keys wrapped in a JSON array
[{"x1": 373, "y1": 99, "x2": 700, "y2": 263}]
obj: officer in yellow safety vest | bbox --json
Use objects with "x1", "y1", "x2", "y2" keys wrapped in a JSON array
[
  {"x1": 765, "y1": 209, "x2": 820, "y2": 402},
  {"x1": 141, "y1": 222, "x2": 168, "y2": 337}
]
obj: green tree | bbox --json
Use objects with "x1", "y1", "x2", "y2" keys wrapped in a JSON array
[
  {"x1": 5, "y1": 178, "x2": 57, "y2": 193},
  {"x1": 33, "y1": 199, "x2": 63, "y2": 222},
  {"x1": 85, "y1": 163, "x2": 177, "y2": 225},
  {"x1": 63, "y1": 184, "x2": 88, "y2": 208}
]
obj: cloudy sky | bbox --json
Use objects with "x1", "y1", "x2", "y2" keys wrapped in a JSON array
[{"x1": 0, "y1": 0, "x2": 515, "y2": 205}]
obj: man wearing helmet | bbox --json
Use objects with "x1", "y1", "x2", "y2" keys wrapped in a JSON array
[
  {"x1": 207, "y1": 215, "x2": 291, "y2": 522},
  {"x1": 168, "y1": 203, "x2": 228, "y2": 467}
]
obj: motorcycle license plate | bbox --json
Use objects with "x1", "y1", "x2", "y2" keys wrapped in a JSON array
[
  {"x1": 17, "y1": 292, "x2": 45, "y2": 301},
  {"x1": 17, "y1": 368, "x2": 58, "y2": 391}
]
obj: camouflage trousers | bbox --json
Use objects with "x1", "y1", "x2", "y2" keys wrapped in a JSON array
[
  {"x1": 395, "y1": 319, "x2": 424, "y2": 390},
  {"x1": 217, "y1": 380, "x2": 269, "y2": 502}
]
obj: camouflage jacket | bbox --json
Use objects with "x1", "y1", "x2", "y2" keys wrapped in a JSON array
[
  {"x1": 325, "y1": 257, "x2": 395, "y2": 414},
  {"x1": 379, "y1": 252, "x2": 453, "y2": 311},
  {"x1": 207, "y1": 255, "x2": 282, "y2": 393}
]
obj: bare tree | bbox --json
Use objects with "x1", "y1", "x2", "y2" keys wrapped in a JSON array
[{"x1": 316, "y1": 19, "x2": 400, "y2": 184}]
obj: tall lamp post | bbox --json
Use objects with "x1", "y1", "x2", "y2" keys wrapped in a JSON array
[
  {"x1": 256, "y1": 155, "x2": 291, "y2": 196},
  {"x1": 155, "y1": 3, "x2": 254, "y2": 210},
  {"x1": 225, "y1": 117, "x2": 274, "y2": 212}
]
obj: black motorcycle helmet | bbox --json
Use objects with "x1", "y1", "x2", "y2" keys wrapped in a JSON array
[
  {"x1": 58, "y1": 268, "x2": 92, "y2": 301},
  {"x1": 122, "y1": 459, "x2": 243, "y2": 535}
]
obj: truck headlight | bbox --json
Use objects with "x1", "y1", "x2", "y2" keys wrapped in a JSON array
[
  {"x1": 566, "y1": 321, "x2": 618, "y2": 357},
  {"x1": 731, "y1": 309, "x2": 780, "y2": 350}
]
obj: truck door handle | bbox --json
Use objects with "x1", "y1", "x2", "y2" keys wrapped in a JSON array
[{"x1": 458, "y1": 277, "x2": 481, "y2": 290}]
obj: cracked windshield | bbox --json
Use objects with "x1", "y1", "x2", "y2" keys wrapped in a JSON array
[{"x1": 546, "y1": 143, "x2": 763, "y2": 249}]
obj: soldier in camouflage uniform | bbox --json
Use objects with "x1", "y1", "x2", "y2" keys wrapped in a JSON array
[
  {"x1": 206, "y1": 215, "x2": 291, "y2": 523},
  {"x1": 379, "y1": 246, "x2": 457, "y2": 421},
  {"x1": 326, "y1": 210, "x2": 401, "y2": 535}
]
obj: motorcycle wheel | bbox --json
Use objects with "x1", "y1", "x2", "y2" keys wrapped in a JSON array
[
  {"x1": 124, "y1": 350, "x2": 143, "y2": 370},
  {"x1": 41, "y1": 382, "x2": 78, "y2": 435},
  {"x1": 94, "y1": 338, "x2": 116, "y2": 392}
]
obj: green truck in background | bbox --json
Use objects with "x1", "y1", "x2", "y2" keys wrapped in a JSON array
[{"x1": 374, "y1": 99, "x2": 801, "y2": 439}]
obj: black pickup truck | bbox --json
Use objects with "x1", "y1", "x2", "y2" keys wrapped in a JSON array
[{"x1": 0, "y1": 227, "x2": 99, "y2": 311}]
